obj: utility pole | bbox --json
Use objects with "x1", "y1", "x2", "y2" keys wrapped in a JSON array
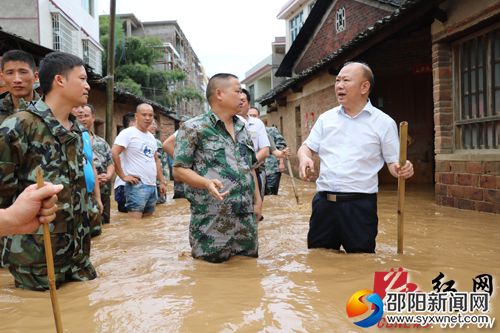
[{"x1": 105, "y1": 0, "x2": 116, "y2": 145}]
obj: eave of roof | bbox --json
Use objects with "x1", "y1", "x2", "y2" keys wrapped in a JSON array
[
  {"x1": 0, "y1": 29, "x2": 53, "y2": 60},
  {"x1": 258, "y1": 0, "x2": 438, "y2": 106},
  {"x1": 88, "y1": 74, "x2": 176, "y2": 119},
  {"x1": 276, "y1": 0, "x2": 404, "y2": 77},
  {"x1": 275, "y1": 0, "x2": 334, "y2": 77}
]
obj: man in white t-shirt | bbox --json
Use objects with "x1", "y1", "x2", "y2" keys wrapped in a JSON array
[{"x1": 112, "y1": 104, "x2": 166, "y2": 218}]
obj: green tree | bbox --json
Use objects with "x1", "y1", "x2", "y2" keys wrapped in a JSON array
[
  {"x1": 99, "y1": 15, "x2": 204, "y2": 109},
  {"x1": 115, "y1": 77, "x2": 143, "y2": 97}
]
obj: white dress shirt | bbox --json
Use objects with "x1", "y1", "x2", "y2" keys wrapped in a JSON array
[
  {"x1": 237, "y1": 115, "x2": 270, "y2": 151},
  {"x1": 304, "y1": 100, "x2": 399, "y2": 193}
]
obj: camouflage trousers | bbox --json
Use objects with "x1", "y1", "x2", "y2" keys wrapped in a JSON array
[
  {"x1": 2, "y1": 225, "x2": 97, "y2": 291},
  {"x1": 89, "y1": 196, "x2": 102, "y2": 237},
  {"x1": 9, "y1": 259, "x2": 96, "y2": 291},
  {"x1": 189, "y1": 212, "x2": 258, "y2": 263}
]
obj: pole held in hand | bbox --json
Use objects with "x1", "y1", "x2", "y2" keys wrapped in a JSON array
[
  {"x1": 397, "y1": 122, "x2": 408, "y2": 254},
  {"x1": 286, "y1": 158, "x2": 300, "y2": 205},
  {"x1": 35, "y1": 167, "x2": 63, "y2": 333}
]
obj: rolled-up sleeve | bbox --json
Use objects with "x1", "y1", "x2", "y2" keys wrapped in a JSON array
[
  {"x1": 381, "y1": 119, "x2": 399, "y2": 164},
  {"x1": 173, "y1": 123, "x2": 197, "y2": 169}
]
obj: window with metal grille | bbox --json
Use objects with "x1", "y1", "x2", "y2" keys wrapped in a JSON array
[
  {"x1": 336, "y1": 7, "x2": 346, "y2": 33},
  {"x1": 82, "y1": 40, "x2": 102, "y2": 74},
  {"x1": 51, "y1": 13, "x2": 76, "y2": 55},
  {"x1": 454, "y1": 26, "x2": 500, "y2": 150},
  {"x1": 290, "y1": 11, "x2": 303, "y2": 43}
]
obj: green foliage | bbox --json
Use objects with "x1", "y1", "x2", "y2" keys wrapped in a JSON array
[
  {"x1": 99, "y1": 16, "x2": 124, "y2": 73},
  {"x1": 115, "y1": 78, "x2": 143, "y2": 97},
  {"x1": 116, "y1": 36, "x2": 163, "y2": 66},
  {"x1": 176, "y1": 86, "x2": 204, "y2": 103},
  {"x1": 100, "y1": 15, "x2": 203, "y2": 109},
  {"x1": 116, "y1": 63, "x2": 152, "y2": 87},
  {"x1": 164, "y1": 70, "x2": 186, "y2": 83}
]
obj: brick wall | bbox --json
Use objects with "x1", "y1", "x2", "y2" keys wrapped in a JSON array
[
  {"x1": 431, "y1": 1, "x2": 500, "y2": 214},
  {"x1": 432, "y1": 43, "x2": 453, "y2": 155},
  {"x1": 436, "y1": 161, "x2": 499, "y2": 214},
  {"x1": 296, "y1": 0, "x2": 391, "y2": 73}
]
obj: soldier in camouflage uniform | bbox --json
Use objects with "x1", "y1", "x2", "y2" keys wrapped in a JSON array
[
  {"x1": 247, "y1": 107, "x2": 289, "y2": 195},
  {"x1": 163, "y1": 131, "x2": 186, "y2": 199},
  {"x1": 264, "y1": 126, "x2": 287, "y2": 195},
  {"x1": 0, "y1": 50, "x2": 41, "y2": 267},
  {"x1": 76, "y1": 104, "x2": 114, "y2": 229},
  {"x1": 173, "y1": 73, "x2": 262, "y2": 263},
  {"x1": 0, "y1": 50, "x2": 40, "y2": 123},
  {"x1": 0, "y1": 52, "x2": 97, "y2": 290},
  {"x1": 148, "y1": 119, "x2": 169, "y2": 204}
]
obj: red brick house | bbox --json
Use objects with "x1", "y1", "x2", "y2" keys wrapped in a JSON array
[{"x1": 258, "y1": 0, "x2": 499, "y2": 213}]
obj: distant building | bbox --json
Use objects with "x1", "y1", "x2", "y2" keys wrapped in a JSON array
[
  {"x1": 0, "y1": 0, "x2": 103, "y2": 74},
  {"x1": 259, "y1": 0, "x2": 499, "y2": 214},
  {"x1": 242, "y1": 37, "x2": 286, "y2": 118},
  {"x1": 277, "y1": 0, "x2": 318, "y2": 51},
  {"x1": 118, "y1": 14, "x2": 208, "y2": 118}
]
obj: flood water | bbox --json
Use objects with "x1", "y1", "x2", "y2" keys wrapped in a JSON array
[{"x1": 1, "y1": 175, "x2": 498, "y2": 333}]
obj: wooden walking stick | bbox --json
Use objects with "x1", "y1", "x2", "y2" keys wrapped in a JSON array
[
  {"x1": 397, "y1": 122, "x2": 408, "y2": 254},
  {"x1": 35, "y1": 167, "x2": 63, "y2": 333},
  {"x1": 286, "y1": 157, "x2": 300, "y2": 205}
]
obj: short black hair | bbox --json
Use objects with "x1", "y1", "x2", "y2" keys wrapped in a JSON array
[
  {"x1": 206, "y1": 73, "x2": 238, "y2": 103},
  {"x1": 123, "y1": 112, "x2": 135, "y2": 128},
  {"x1": 241, "y1": 88, "x2": 251, "y2": 103},
  {"x1": 249, "y1": 105, "x2": 260, "y2": 115},
  {"x1": 1, "y1": 50, "x2": 36, "y2": 71},
  {"x1": 84, "y1": 103, "x2": 96, "y2": 116},
  {"x1": 38, "y1": 52, "x2": 85, "y2": 95}
]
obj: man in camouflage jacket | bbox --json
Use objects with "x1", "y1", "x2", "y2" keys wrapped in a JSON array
[
  {"x1": 75, "y1": 103, "x2": 114, "y2": 228},
  {"x1": 0, "y1": 52, "x2": 96, "y2": 290},
  {"x1": 264, "y1": 126, "x2": 287, "y2": 195},
  {"x1": 0, "y1": 50, "x2": 41, "y2": 267},
  {"x1": 0, "y1": 50, "x2": 40, "y2": 124},
  {"x1": 173, "y1": 73, "x2": 262, "y2": 263}
]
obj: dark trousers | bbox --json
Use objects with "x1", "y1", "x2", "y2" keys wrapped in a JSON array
[
  {"x1": 114, "y1": 185, "x2": 127, "y2": 213},
  {"x1": 255, "y1": 169, "x2": 265, "y2": 200},
  {"x1": 307, "y1": 192, "x2": 378, "y2": 253},
  {"x1": 101, "y1": 191, "x2": 111, "y2": 224},
  {"x1": 265, "y1": 172, "x2": 282, "y2": 195}
]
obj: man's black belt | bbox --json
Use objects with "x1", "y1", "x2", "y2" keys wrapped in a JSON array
[{"x1": 318, "y1": 191, "x2": 374, "y2": 202}]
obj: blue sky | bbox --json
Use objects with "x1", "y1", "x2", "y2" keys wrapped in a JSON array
[{"x1": 98, "y1": 0, "x2": 286, "y2": 80}]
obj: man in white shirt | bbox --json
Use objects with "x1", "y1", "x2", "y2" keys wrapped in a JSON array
[
  {"x1": 112, "y1": 104, "x2": 166, "y2": 218},
  {"x1": 239, "y1": 89, "x2": 269, "y2": 199},
  {"x1": 298, "y1": 62, "x2": 414, "y2": 253}
]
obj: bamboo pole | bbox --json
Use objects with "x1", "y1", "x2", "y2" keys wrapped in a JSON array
[
  {"x1": 397, "y1": 122, "x2": 408, "y2": 255},
  {"x1": 286, "y1": 158, "x2": 300, "y2": 205},
  {"x1": 35, "y1": 167, "x2": 63, "y2": 333}
]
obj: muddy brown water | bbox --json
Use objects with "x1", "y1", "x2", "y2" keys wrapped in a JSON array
[{"x1": 1, "y1": 176, "x2": 498, "y2": 333}]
